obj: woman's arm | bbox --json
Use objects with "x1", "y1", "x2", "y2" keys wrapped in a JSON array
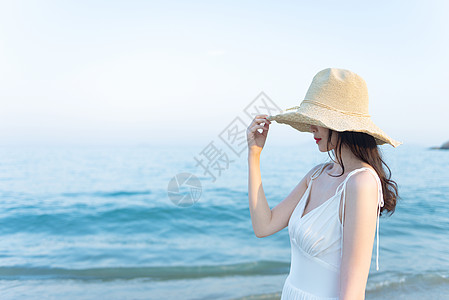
[
  {"x1": 248, "y1": 152, "x2": 272, "y2": 237},
  {"x1": 245, "y1": 114, "x2": 321, "y2": 238},
  {"x1": 339, "y1": 171, "x2": 379, "y2": 300},
  {"x1": 248, "y1": 152, "x2": 322, "y2": 238}
]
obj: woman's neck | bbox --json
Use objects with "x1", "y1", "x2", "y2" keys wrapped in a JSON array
[{"x1": 328, "y1": 145, "x2": 367, "y2": 175}]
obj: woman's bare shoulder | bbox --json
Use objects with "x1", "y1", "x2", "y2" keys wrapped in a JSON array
[
  {"x1": 304, "y1": 162, "x2": 331, "y2": 184},
  {"x1": 345, "y1": 168, "x2": 379, "y2": 198}
]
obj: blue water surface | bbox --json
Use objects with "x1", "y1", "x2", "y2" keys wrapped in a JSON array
[{"x1": 0, "y1": 143, "x2": 448, "y2": 299}]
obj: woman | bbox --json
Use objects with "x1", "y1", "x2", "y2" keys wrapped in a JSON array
[{"x1": 246, "y1": 68, "x2": 400, "y2": 300}]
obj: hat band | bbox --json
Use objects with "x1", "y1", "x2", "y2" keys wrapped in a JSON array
[{"x1": 300, "y1": 100, "x2": 371, "y2": 117}]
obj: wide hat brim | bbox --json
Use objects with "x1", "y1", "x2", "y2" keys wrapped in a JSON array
[{"x1": 267, "y1": 101, "x2": 402, "y2": 148}]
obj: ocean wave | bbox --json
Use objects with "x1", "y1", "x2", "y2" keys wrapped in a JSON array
[
  {"x1": 366, "y1": 271, "x2": 449, "y2": 292},
  {"x1": 0, "y1": 204, "x2": 251, "y2": 235},
  {"x1": 0, "y1": 260, "x2": 289, "y2": 281},
  {"x1": 61, "y1": 190, "x2": 152, "y2": 198}
]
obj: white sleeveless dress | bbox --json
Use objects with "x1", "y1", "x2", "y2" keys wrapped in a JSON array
[{"x1": 281, "y1": 163, "x2": 384, "y2": 300}]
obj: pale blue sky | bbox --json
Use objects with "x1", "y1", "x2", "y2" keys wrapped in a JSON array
[{"x1": 0, "y1": 0, "x2": 448, "y2": 147}]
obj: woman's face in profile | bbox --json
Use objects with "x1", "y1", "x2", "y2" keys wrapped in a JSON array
[{"x1": 310, "y1": 125, "x2": 338, "y2": 152}]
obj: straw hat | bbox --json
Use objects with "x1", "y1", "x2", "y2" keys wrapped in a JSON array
[{"x1": 267, "y1": 68, "x2": 402, "y2": 147}]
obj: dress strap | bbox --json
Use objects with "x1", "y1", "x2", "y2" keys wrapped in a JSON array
[
  {"x1": 310, "y1": 162, "x2": 332, "y2": 180},
  {"x1": 339, "y1": 167, "x2": 384, "y2": 271}
]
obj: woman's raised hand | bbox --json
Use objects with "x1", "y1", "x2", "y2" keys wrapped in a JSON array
[{"x1": 247, "y1": 114, "x2": 271, "y2": 155}]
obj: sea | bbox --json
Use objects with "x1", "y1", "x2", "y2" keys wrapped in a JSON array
[{"x1": 0, "y1": 143, "x2": 448, "y2": 299}]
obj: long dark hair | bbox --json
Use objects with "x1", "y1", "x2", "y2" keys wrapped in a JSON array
[{"x1": 326, "y1": 129, "x2": 398, "y2": 216}]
